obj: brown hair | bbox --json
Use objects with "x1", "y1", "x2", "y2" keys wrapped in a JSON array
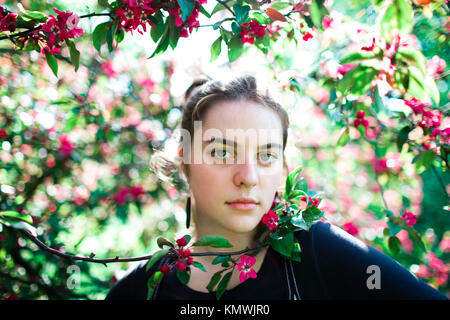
[{"x1": 150, "y1": 75, "x2": 290, "y2": 195}]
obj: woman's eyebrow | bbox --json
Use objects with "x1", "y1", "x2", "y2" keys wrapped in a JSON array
[{"x1": 203, "y1": 137, "x2": 282, "y2": 150}]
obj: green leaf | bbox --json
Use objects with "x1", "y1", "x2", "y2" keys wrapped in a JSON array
[
  {"x1": 212, "y1": 1, "x2": 236, "y2": 16},
  {"x1": 168, "y1": 15, "x2": 180, "y2": 49},
  {"x1": 157, "y1": 237, "x2": 174, "y2": 249},
  {"x1": 234, "y1": 3, "x2": 251, "y2": 24},
  {"x1": 269, "y1": 233, "x2": 294, "y2": 258},
  {"x1": 66, "y1": 40, "x2": 80, "y2": 72},
  {"x1": 146, "y1": 249, "x2": 169, "y2": 272},
  {"x1": 422, "y1": 149, "x2": 436, "y2": 168},
  {"x1": 150, "y1": 12, "x2": 165, "y2": 43},
  {"x1": 302, "y1": 206, "x2": 323, "y2": 229},
  {"x1": 387, "y1": 218, "x2": 402, "y2": 236},
  {"x1": 210, "y1": 36, "x2": 222, "y2": 62},
  {"x1": 231, "y1": 21, "x2": 241, "y2": 35},
  {"x1": 309, "y1": 1, "x2": 322, "y2": 29},
  {"x1": 182, "y1": 234, "x2": 192, "y2": 245},
  {"x1": 227, "y1": 36, "x2": 244, "y2": 62},
  {"x1": 147, "y1": 271, "x2": 164, "y2": 300},
  {"x1": 149, "y1": 20, "x2": 170, "y2": 58},
  {"x1": 252, "y1": 11, "x2": 270, "y2": 25},
  {"x1": 408, "y1": 66, "x2": 439, "y2": 104},
  {"x1": 0, "y1": 217, "x2": 37, "y2": 237},
  {"x1": 106, "y1": 20, "x2": 118, "y2": 52},
  {"x1": 373, "y1": 85, "x2": 385, "y2": 113},
  {"x1": 22, "y1": 11, "x2": 47, "y2": 22},
  {"x1": 396, "y1": 126, "x2": 411, "y2": 151},
  {"x1": 193, "y1": 261, "x2": 207, "y2": 272},
  {"x1": 212, "y1": 255, "x2": 232, "y2": 265},
  {"x1": 290, "y1": 214, "x2": 308, "y2": 230},
  {"x1": 339, "y1": 51, "x2": 377, "y2": 64},
  {"x1": 192, "y1": 236, "x2": 233, "y2": 248},
  {"x1": 115, "y1": 29, "x2": 125, "y2": 43},
  {"x1": 44, "y1": 50, "x2": 58, "y2": 77},
  {"x1": 93, "y1": 22, "x2": 109, "y2": 52},
  {"x1": 177, "y1": 0, "x2": 195, "y2": 22},
  {"x1": 285, "y1": 165, "x2": 302, "y2": 198},
  {"x1": 396, "y1": 47, "x2": 427, "y2": 76},
  {"x1": 270, "y1": 2, "x2": 292, "y2": 10},
  {"x1": 336, "y1": 127, "x2": 350, "y2": 149},
  {"x1": 388, "y1": 236, "x2": 401, "y2": 255},
  {"x1": 207, "y1": 270, "x2": 224, "y2": 292},
  {"x1": 176, "y1": 269, "x2": 190, "y2": 285},
  {"x1": 0, "y1": 211, "x2": 33, "y2": 224},
  {"x1": 339, "y1": 65, "x2": 378, "y2": 96},
  {"x1": 198, "y1": 4, "x2": 211, "y2": 18},
  {"x1": 380, "y1": 0, "x2": 413, "y2": 39},
  {"x1": 216, "y1": 270, "x2": 233, "y2": 300},
  {"x1": 405, "y1": 226, "x2": 426, "y2": 252}
]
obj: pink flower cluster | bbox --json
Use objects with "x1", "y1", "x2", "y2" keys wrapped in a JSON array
[
  {"x1": 112, "y1": 186, "x2": 145, "y2": 205},
  {"x1": 240, "y1": 20, "x2": 267, "y2": 44},
  {"x1": 354, "y1": 110, "x2": 369, "y2": 133},
  {"x1": 58, "y1": 134, "x2": 74, "y2": 157},
  {"x1": 401, "y1": 209, "x2": 417, "y2": 227},
  {"x1": 0, "y1": 6, "x2": 18, "y2": 32},
  {"x1": 169, "y1": 1, "x2": 207, "y2": 38},
  {"x1": 416, "y1": 252, "x2": 448, "y2": 286},
  {"x1": 261, "y1": 209, "x2": 278, "y2": 230},
  {"x1": 159, "y1": 236, "x2": 194, "y2": 275},
  {"x1": 41, "y1": 8, "x2": 84, "y2": 55},
  {"x1": 301, "y1": 196, "x2": 320, "y2": 207},
  {"x1": 426, "y1": 55, "x2": 446, "y2": 79},
  {"x1": 115, "y1": 0, "x2": 157, "y2": 34},
  {"x1": 404, "y1": 97, "x2": 449, "y2": 147}
]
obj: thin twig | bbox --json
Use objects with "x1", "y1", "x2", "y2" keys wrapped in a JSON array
[{"x1": 16, "y1": 227, "x2": 260, "y2": 266}]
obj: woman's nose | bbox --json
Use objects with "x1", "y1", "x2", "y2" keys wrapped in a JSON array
[{"x1": 233, "y1": 156, "x2": 258, "y2": 188}]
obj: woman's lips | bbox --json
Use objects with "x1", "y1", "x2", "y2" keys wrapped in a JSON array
[{"x1": 226, "y1": 202, "x2": 258, "y2": 211}]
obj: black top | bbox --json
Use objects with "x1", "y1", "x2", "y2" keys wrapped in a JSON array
[{"x1": 105, "y1": 221, "x2": 447, "y2": 300}]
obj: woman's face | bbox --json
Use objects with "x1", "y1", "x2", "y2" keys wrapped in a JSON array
[{"x1": 182, "y1": 99, "x2": 285, "y2": 234}]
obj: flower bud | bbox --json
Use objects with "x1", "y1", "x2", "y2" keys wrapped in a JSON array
[
  {"x1": 160, "y1": 264, "x2": 171, "y2": 275},
  {"x1": 180, "y1": 248, "x2": 191, "y2": 258},
  {"x1": 177, "y1": 260, "x2": 186, "y2": 271},
  {"x1": 176, "y1": 237, "x2": 187, "y2": 247},
  {"x1": 186, "y1": 256, "x2": 194, "y2": 265}
]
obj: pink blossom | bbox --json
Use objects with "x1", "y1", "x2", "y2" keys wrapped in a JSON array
[
  {"x1": 322, "y1": 15, "x2": 333, "y2": 29},
  {"x1": 240, "y1": 20, "x2": 267, "y2": 44},
  {"x1": 396, "y1": 229, "x2": 413, "y2": 253},
  {"x1": 337, "y1": 64, "x2": 357, "y2": 76},
  {"x1": 401, "y1": 209, "x2": 417, "y2": 227},
  {"x1": 237, "y1": 254, "x2": 257, "y2": 283},
  {"x1": 101, "y1": 61, "x2": 118, "y2": 78},
  {"x1": 426, "y1": 55, "x2": 446, "y2": 79},
  {"x1": 58, "y1": 134, "x2": 73, "y2": 157},
  {"x1": 261, "y1": 209, "x2": 278, "y2": 230},
  {"x1": 342, "y1": 221, "x2": 359, "y2": 236}
]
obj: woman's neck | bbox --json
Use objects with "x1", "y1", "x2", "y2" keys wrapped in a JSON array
[{"x1": 189, "y1": 223, "x2": 262, "y2": 264}]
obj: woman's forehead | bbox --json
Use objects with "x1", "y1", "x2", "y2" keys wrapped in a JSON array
[{"x1": 200, "y1": 100, "x2": 284, "y2": 140}]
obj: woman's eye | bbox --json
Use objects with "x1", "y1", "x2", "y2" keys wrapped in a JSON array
[
  {"x1": 259, "y1": 153, "x2": 277, "y2": 163},
  {"x1": 211, "y1": 149, "x2": 230, "y2": 159}
]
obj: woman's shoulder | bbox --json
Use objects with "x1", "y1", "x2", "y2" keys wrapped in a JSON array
[
  {"x1": 105, "y1": 260, "x2": 151, "y2": 300},
  {"x1": 294, "y1": 220, "x2": 447, "y2": 299}
]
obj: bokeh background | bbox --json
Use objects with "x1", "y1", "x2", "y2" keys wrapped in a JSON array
[{"x1": 0, "y1": 0, "x2": 448, "y2": 299}]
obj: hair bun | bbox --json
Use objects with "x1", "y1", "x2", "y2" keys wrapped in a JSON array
[{"x1": 184, "y1": 77, "x2": 211, "y2": 102}]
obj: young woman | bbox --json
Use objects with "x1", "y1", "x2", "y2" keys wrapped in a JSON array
[{"x1": 105, "y1": 75, "x2": 447, "y2": 300}]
